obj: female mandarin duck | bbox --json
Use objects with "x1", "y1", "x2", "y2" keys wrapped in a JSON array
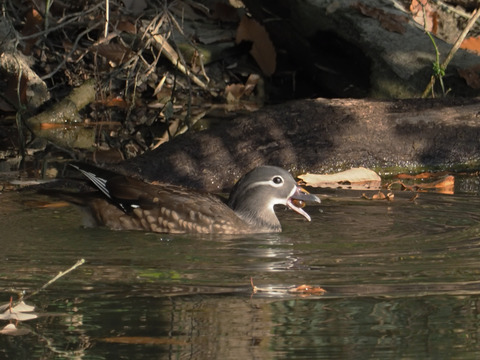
[{"x1": 70, "y1": 164, "x2": 320, "y2": 234}]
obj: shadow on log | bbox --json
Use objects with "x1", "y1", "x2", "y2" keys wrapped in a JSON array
[{"x1": 118, "y1": 97, "x2": 480, "y2": 192}]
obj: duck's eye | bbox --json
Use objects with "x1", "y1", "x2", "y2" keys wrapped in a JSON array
[{"x1": 272, "y1": 176, "x2": 283, "y2": 185}]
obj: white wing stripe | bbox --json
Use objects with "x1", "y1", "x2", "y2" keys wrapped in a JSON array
[{"x1": 70, "y1": 164, "x2": 111, "y2": 199}]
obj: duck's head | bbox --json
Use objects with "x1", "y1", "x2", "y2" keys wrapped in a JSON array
[{"x1": 227, "y1": 166, "x2": 320, "y2": 232}]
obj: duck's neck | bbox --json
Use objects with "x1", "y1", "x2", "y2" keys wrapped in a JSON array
[{"x1": 232, "y1": 203, "x2": 281, "y2": 233}]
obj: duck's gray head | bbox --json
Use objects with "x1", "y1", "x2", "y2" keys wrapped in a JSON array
[{"x1": 227, "y1": 166, "x2": 320, "y2": 232}]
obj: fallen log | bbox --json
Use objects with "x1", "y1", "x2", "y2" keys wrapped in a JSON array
[{"x1": 118, "y1": 97, "x2": 480, "y2": 192}]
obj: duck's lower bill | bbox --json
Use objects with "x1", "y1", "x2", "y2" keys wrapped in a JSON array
[{"x1": 287, "y1": 186, "x2": 321, "y2": 221}]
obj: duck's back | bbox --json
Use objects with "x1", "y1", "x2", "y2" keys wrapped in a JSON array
[{"x1": 89, "y1": 176, "x2": 253, "y2": 234}]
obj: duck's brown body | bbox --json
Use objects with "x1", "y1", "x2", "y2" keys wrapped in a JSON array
[
  {"x1": 86, "y1": 176, "x2": 254, "y2": 234},
  {"x1": 71, "y1": 164, "x2": 320, "y2": 234}
]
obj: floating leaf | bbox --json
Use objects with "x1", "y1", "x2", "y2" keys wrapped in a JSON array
[
  {"x1": 0, "y1": 323, "x2": 31, "y2": 336},
  {"x1": 396, "y1": 171, "x2": 448, "y2": 180},
  {"x1": 372, "y1": 191, "x2": 386, "y2": 200},
  {"x1": 389, "y1": 174, "x2": 454, "y2": 195},
  {"x1": 250, "y1": 278, "x2": 326, "y2": 296},
  {"x1": 362, "y1": 191, "x2": 393, "y2": 201},
  {"x1": 288, "y1": 285, "x2": 326, "y2": 295},
  {"x1": 0, "y1": 311, "x2": 37, "y2": 321},
  {"x1": 298, "y1": 167, "x2": 381, "y2": 190},
  {"x1": 12, "y1": 301, "x2": 35, "y2": 313},
  {"x1": 0, "y1": 301, "x2": 37, "y2": 321}
]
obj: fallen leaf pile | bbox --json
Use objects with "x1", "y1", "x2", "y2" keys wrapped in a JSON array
[{"x1": 298, "y1": 167, "x2": 457, "y2": 202}]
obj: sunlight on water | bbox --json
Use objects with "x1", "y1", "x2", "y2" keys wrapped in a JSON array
[{"x1": 1, "y1": 187, "x2": 480, "y2": 359}]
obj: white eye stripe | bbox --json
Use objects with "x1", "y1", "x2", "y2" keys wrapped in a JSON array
[{"x1": 242, "y1": 179, "x2": 285, "y2": 192}]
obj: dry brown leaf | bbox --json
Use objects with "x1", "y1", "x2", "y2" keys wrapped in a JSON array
[
  {"x1": 461, "y1": 36, "x2": 480, "y2": 55},
  {"x1": 396, "y1": 171, "x2": 449, "y2": 180},
  {"x1": 236, "y1": 15, "x2": 276, "y2": 75},
  {"x1": 91, "y1": 43, "x2": 133, "y2": 66},
  {"x1": 21, "y1": 8, "x2": 43, "y2": 55},
  {"x1": 213, "y1": 2, "x2": 240, "y2": 22},
  {"x1": 458, "y1": 64, "x2": 480, "y2": 89},
  {"x1": 225, "y1": 73, "x2": 260, "y2": 101},
  {"x1": 410, "y1": 0, "x2": 438, "y2": 34},
  {"x1": 116, "y1": 20, "x2": 137, "y2": 34},
  {"x1": 244, "y1": 74, "x2": 260, "y2": 96},
  {"x1": 100, "y1": 96, "x2": 130, "y2": 109},
  {"x1": 354, "y1": 3, "x2": 408, "y2": 34},
  {"x1": 225, "y1": 83, "x2": 246, "y2": 100},
  {"x1": 298, "y1": 167, "x2": 381, "y2": 190}
]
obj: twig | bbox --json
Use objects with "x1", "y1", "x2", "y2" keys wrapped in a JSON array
[
  {"x1": 19, "y1": 3, "x2": 104, "y2": 41},
  {"x1": 149, "y1": 32, "x2": 208, "y2": 89},
  {"x1": 139, "y1": 11, "x2": 208, "y2": 90},
  {"x1": 422, "y1": 6, "x2": 480, "y2": 98},
  {"x1": 104, "y1": 0, "x2": 110, "y2": 38},
  {"x1": 41, "y1": 24, "x2": 101, "y2": 80},
  {"x1": 23, "y1": 259, "x2": 86, "y2": 300},
  {"x1": 430, "y1": 0, "x2": 473, "y2": 19},
  {"x1": 45, "y1": 0, "x2": 53, "y2": 30}
]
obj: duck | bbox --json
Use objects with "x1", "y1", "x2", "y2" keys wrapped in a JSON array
[{"x1": 70, "y1": 163, "x2": 320, "y2": 234}]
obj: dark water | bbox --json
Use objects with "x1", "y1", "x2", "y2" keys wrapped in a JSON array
[{"x1": 2, "y1": 186, "x2": 480, "y2": 359}]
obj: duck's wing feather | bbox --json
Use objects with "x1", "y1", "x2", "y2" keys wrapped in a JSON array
[{"x1": 94, "y1": 175, "x2": 252, "y2": 234}]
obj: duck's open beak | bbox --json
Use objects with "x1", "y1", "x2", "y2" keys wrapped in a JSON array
[{"x1": 287, "y1": 186, "x2": 321, "y2": 221}]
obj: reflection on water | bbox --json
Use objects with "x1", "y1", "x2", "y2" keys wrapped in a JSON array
[{"x1": 1, "y1": 189, "x2": 480, "y2": 359}]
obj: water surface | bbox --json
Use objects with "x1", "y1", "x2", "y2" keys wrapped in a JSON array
[{"x1": 1, "y1": 186, "x2": 480, "y2": 359}]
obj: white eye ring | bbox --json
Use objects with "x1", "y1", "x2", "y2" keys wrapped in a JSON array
[{"x1": 271, "y1": 176, "x2": 284, "y2": 186}]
